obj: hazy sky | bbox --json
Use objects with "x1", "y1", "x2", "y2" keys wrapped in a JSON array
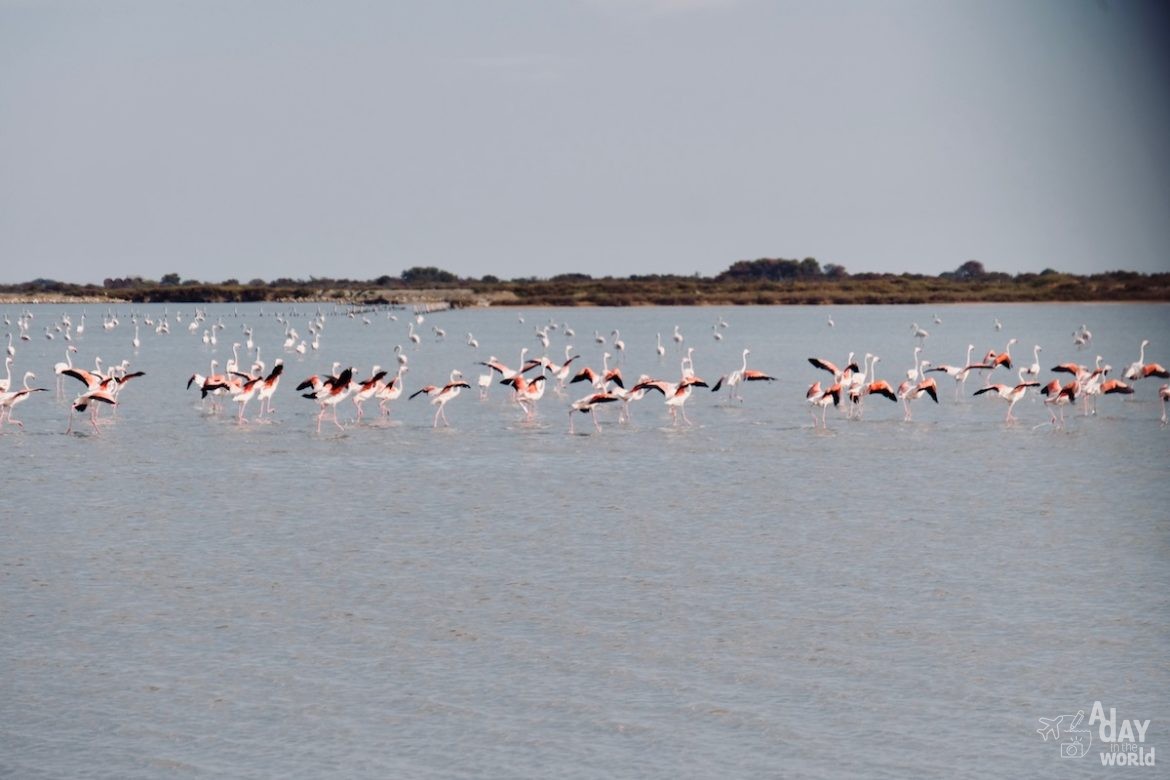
[{"x1": 2, "y1": 0, "x2": 1168, "y2": 284}]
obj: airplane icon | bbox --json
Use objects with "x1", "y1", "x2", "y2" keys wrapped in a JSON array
[{"x1": 1037, "y1": 715, "x2": 1065, "y2": 741}]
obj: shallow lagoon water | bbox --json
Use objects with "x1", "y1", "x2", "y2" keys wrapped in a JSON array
[{"x1": 2, "y1": 302, "x2": 1168, "y2": 778}]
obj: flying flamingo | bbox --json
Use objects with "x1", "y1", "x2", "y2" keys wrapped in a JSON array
[
  {"x1": 256, "y1": 361, "x2": 283, "y2": 419},
  {"x1": 410, "y1": 370, "x2": 470, "y2": 427}
]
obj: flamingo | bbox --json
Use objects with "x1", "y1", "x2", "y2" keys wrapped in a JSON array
[
  {"x1": 410, "y1": 370, "x2": 470, "y2": 428},
  {"x1": 973, "y1": 381, "x2": 1040, "y2": 423},
  {"x1": 1021, "y1": 345, "x2": 1042, "y2": 379},
  {"x1": 0, "y1": 355, "x2": 12, "y2": 393},
  {"x1": 232, "y1": 375, "x2": 264, "y2": 424},
  {"x1": 897, "y1": 372, "x2": 938, "y2": 421},
  {"x1": 858, "y1": 362, "x2": 899, "y2": 416},
  {"x1": 806, "y1": 381, "x2": 841, "y2": 428},
  {"x1": 631, "y1": 375, "x2": 709, "y2": 426},
  {"x1": 1076, "y1": 373, "x2": 1132, "y2": 416},
  {"x1": 712, "y1": 348, "x2": 775, "y2": 402},
  {"x1": 351, "y1": 367, "x2": 388, "y2": 420},
  {"x1": 1040, "y1": 379, "x2": 1077, "y2": 429},
  {"x1": 375, "y1": 365, "x2": 408, "y2": 418},
  {"x1": 656, "y1": 333, "x2": 666, "y2": 358},
  {"x1": 302, "y1": 366, "x2": 355, "y2": 433},
  {"x1": 502, "y1": 373, "x2": 547, "y2": 421},
  {"x1": 982, "y1": 338, "x2": 1018, "y2": 375},
  {"x1": 672, "y1": 325, "x2": 684, "y2": 348},
  {"x1": 924, "y1": 345, "x2": 992, "y2": 400},
  {"x1": 0, "y1": 372, "x2": 47, "y2": 430},
  {"x1": 479, "y1": 348, "x2": 536, "y2": 383},
  {"x1": 187, "y1": 359, "x2": 233, "y2": 412},
  {"x1": 1123, "y1": 340, "x2": 1169, "y2": 381},
  {"x1": 256, "y1": 361, "x2": 284, "y2": 418},
  {"x1": 611, "y1": 330, "x2": 625, "y2": 360},
  {"x1": 53, "y1": 346, "x2": 78, "y2": 398},
  {"x1": 911, "y1": 322, "x2": 929, "y2": 340},
  {"x1": 66, "y1": 388, "x2": 116, "y2": 434},
  {"x1": 570, "y1": 352, "x2": 623, "y2": 391},
  {"x1": 1160, "y1": 384, "x2": 1169, "y2": 425},
  {"x1": 611, "y1": 374, "x2": 652, "y2": 424},
  {"x1": 808, "y1": 353, "x2": 859, "y2": 385},
  {"x1": 539, "y1": 346, "x2": 581, "y2": 395},
  {"x1": 568, "y1": 391, "x2": 620, "y2": 433}
]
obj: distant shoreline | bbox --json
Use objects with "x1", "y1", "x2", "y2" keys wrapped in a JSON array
[{"x1": 4, "y1": 263, "x2": 1168, "y2": 306}]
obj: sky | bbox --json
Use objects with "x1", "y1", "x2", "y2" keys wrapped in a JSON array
[{"x1": 1, "y1": 0, "x2": 1168, "y2": 285}]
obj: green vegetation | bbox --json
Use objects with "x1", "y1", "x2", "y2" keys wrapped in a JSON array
[{"x1": 3, "y1": 259, "x2": 1168, "y2": 305}]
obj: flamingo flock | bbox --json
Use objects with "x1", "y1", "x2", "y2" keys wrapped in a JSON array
[{"x1": 1, "y1": 304, "x2": 1168, "y2": 436}]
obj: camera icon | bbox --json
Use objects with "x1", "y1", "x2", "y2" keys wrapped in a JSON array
[{"x1": 1061, "y1": 737, "x2": 1090, "y2": 758}]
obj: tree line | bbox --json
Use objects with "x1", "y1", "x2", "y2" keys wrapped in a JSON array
[{"x1": 4, "y1": 259, "x2": 1168, "y2": 305}]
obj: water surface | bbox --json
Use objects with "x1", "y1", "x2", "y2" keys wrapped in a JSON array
[{"x1": 3, "y1": 303, "x2": 1168, "y2": 778}]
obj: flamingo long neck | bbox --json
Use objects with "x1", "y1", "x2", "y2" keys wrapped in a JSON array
[
  {"x1": 22, "y1": 372, "x2": 34, "y2": 390},
  {"x1": 965, "y1": 345, "x2": 974, "y2": 366},
  {"x1": 740, "y1": 350, "x2": 749, "y2": 374},
  {"x1": 1139, "y1": 341, "x2": 1147, "y2": 363}
]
